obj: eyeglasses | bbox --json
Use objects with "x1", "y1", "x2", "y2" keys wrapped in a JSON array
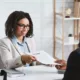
[{"x1": 17, "y1": 23, "x2": 30, "y2": 28}]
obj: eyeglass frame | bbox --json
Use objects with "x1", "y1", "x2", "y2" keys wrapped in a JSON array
[{"x1": 17, "y1": 23, "x2": 30, "y2": 28}]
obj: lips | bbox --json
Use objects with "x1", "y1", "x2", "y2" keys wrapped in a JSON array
[
  {"x1": 21, "y1": 30, "x2": 28, "y2": 34},
  {"x1": 22, "y1": 31, "x2": 27, "y2": 34}
]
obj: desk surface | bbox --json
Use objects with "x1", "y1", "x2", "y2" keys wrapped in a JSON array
[{"x1": 7, "y1": 65, "x2": 64, "y2": 80}]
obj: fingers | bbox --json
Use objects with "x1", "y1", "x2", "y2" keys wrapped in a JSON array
[
  {"x1": 27, "y1": 55, "x2": 37, "y2": 63},
  {"x1": 55, "y1": 60, "x2": 66, "y2": 65},
  {"x1": 55, "y1": 60, "x2": 66, "y2": 70},
  {"x1": 55, "y1": 65, "x2": 63, "y2": 70},
  {"x1": 55, "y1": 64, "x2": 66, "y2": 70},
  {"x1": 21, "y1": 55, "x2": 37, "y2": 64},
  {"x1": 55, "y1": 65, "x2": 61, "y2": 69},
  {"x1": 55, "y1": 60, "x2": 63, "y2": 63},
  {"x1": 31, "y1": 56, "x2": 37, "y2": 61}
]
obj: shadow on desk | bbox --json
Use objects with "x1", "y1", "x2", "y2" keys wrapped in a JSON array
[{"x1": 57, "y1": 70, "x2": 65, "y2": 74}]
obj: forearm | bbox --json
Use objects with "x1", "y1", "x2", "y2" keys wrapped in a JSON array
[{"x1": 4, "y1": 56, "x2": 23, "y2": 69}]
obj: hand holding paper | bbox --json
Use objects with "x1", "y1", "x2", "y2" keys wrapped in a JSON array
[{"x1": 32, "y1": 51, "x2": 61, "y2": 65}]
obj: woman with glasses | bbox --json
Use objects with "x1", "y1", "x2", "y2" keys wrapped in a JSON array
[{"x1": 0, "y1": 11, "x2": 37, "y2": 69}]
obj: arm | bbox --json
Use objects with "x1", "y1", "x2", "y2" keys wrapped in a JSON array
[
  {"x1": 0, "y1": 39, "x2": 36, "y2": 69},
  {"x1": 0, "y1": 39, "x2": 23, "y2": 69}
]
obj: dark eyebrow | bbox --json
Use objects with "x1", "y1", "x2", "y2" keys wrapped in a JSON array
[
  {"x1": 17, "y1": 23, "x2": 30, "y2": 26},
  {"x1": 17, "y1": 23, "x2": 29, "y2": 25}
]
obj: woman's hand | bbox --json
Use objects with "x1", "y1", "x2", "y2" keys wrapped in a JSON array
[
  {"x1": 21, "y1": 55, "x2": 37, "y2": 65},
  {"x1": 55, "y1": 60, "x2": 67, "y2": 70}
]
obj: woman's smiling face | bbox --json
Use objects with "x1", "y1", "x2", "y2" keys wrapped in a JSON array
[{"x1": 15, "y1": 18, "x2": 30, "y2": 37}]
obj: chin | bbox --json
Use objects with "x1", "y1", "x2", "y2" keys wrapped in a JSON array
[
  {"x1": 23, "y1": 34, "x2": 26, "y2": 37},
  {"x1": 22, "y1": 33, "x2": 26, "y2": 36}
]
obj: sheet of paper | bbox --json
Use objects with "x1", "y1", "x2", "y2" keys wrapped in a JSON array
[
  {"x1": 33, "y1": 51, "x2": 60, "y2": 65},
  {"x1": 0, "y1": 76, "x2": 3, "y2": 80}
]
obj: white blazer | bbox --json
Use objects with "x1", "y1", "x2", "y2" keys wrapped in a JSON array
[{"x1": 0, "y1": 37, "x2": 36, "y2": 69}]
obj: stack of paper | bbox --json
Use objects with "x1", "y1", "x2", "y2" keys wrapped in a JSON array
[{"x1": 4, "y1": 69, "x2": 25, "y2": 77}]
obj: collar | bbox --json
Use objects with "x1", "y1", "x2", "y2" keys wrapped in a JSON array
[{"x1": 11, "y1": 35, "x2": 27, "y2": 46}]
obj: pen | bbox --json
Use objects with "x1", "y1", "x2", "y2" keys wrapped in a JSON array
[{"x1": 33, "y1": 53, "x2": 40, "y2": 55}]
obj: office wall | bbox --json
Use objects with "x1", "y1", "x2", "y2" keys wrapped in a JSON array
[{"x1": 0, "y1": 0, "x2": 74, "y2": 60}]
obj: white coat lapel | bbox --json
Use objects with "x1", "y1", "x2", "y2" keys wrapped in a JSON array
[
  {"x1": 12, "y1": 43, "x2": 22, "y2": 55},
  {"x1": 9, "y1": 38, "x2": 21, "y2": 55},
  {"x1": 26, "y1": 38, "x2": 32, "y2": 52}
]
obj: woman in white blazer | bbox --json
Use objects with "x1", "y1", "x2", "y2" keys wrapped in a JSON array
[{"x1": 0, "y1": 11, "x2": 37, "y2": 69}]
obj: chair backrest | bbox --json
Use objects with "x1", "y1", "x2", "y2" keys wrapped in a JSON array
[{"x1": 0, "y1": 70, "x2": 7, "y2": 80}]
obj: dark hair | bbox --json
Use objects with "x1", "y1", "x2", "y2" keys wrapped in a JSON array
[{"x1": 5, "y1": 11, "x2": 33, "y2": 38}]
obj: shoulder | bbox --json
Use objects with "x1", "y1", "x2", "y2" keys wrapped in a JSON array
[
  {"x1": 69, "y1": 48, "x2": 80, "y2": 58},
  {"x1": 67, "y1": 48, "x2": 80, "y2": 66},
  {"x1": 0, "y1": 37, "x2": 11, "y2": 46},
  {"x1": 0, "y1": 37, "x2": 11, "y2": 43}
]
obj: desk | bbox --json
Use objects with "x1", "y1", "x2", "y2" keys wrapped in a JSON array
[{"x1": 7, "y1": 65, "x2": 64, "y2": 80}]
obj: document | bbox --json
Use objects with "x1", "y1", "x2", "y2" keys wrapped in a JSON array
[
  {"x1": 4, "y1": 69, "x2": 25, "y2": 77},
  {"x1": 33, "y1": 51, "x2": 60, "y2": 65},
  {"x1": 0, "y1": 76, "x2": 3, "y2": 80}
]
